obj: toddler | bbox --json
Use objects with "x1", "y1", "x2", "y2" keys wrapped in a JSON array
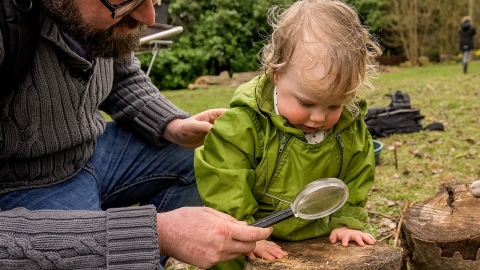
[{"x1": 195, "y1": 0, "x2": 382, "y2": 269}]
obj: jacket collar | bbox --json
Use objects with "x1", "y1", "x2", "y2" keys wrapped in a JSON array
[{"x1": 39, "y1": 14, "x2": 93, "y2": 71}]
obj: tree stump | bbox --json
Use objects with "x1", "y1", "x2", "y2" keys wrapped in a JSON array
[
  {"x1": 401, "y1": 183, "x2": 480, "y2": 269},
  {"x1": 187, "y1": 84, "x2": 209, "y2": 90},
  {"x1": 193, "y1": 71, "x2": 231, "y2": 86},
  {"x1": 230, "y1": 71, "x2": 263, "y2": 86},
  {"x1": 244, "y1": 237, "x2": 403, "y2": 270}
]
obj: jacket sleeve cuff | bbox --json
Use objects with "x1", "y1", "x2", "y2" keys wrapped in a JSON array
[
  {"x1": 106, "y1": 205, "x2": 160, "y2": 270},
  {"x1": 328, "y1": 216, "x2": 365, "y2": 230},
  {"x1": 244, "y1": 215, "x2": 256, "y2": 225},
  {"x1": 328, "y1": 204, "x2": 368, "y2": 230}
]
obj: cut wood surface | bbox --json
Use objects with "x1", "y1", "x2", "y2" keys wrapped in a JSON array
[
  {"x1": 401, "y1": 182, "x2": 480, "y2": 269},
  {"x1": 244, "y1": 237, "x2": 403, "y2": 270}
]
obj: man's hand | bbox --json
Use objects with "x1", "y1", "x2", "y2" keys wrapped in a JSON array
[
  {"x1": 156, "y1": 207, "x2": 273, "y2": 269},
  {"x1": 164, "y1": 108, "x2": 227, "y2": 149}
]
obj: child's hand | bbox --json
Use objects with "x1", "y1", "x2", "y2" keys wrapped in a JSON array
[
  {"x1": 329, "y1": 226, "x2": 376, "y2": 247},
  {"x1": 244, "y1": 240, "x2": 288, "y2": 260}
]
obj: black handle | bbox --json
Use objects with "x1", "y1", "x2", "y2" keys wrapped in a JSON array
[{"x1": 250, "y1": 207, "x2": 294, "y2": 228}]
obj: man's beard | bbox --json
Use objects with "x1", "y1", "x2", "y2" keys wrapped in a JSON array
[{"x1": 41, "y1": 0, "x2": 147, "y2": 59}]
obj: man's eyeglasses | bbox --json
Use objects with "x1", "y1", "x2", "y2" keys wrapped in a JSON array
[{"x1": 100, "y1": 0, "x2": 146, "y2": 19}]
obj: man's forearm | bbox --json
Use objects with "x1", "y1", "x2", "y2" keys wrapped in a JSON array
[{"x1": 0, "y1": 205, "x2": 159, "y2": 269}]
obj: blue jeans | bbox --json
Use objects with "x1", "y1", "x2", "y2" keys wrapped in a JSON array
[{"x1": 0, "y1": 123, "x2": 202, "y2": 268}]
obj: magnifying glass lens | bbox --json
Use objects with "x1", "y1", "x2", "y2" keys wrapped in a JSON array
[
  {"x1": 251, "y1": 178, "x2": 348, "y2": 228},
  {"x1": 296, "y1": 186, "x2": 347, "y2": 215},
  {"x1": 293, "y1": 179, "x2": 349, "y2": 219}
]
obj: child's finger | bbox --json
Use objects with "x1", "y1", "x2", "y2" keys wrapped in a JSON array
[
  {"x1": 265, "y1": 241, "x2": 288, "y2": 256},
  {"x1": 363, "y1": 234, "x2": 376, "y2": 245},
  {"x1": 255, "y1": 250, "x2": 276, "y2": 260},
  {"x1": 264, "y1": 243, "x2": 288, "y2": 256},
  {"x1": 272, "y1": 247, "x2": 288, "y2": 257},
  {"x1": 354, "y1": 235, "x2": 365, "y2": 246},
  {"x1": 244, "y1": 252, "x2": 256, "y2": 260},
  {"x1": 342, "y1": 237, "x2": 350, "y2": 247},
  {"x1": 270, "y1": 250, "x2": 287, "y2": 258},
  {"x1": 329, "y1": 232, "x2": 338, "y2": 244},
  {"x1": 359, "y1": 233, "x2": 376, "y2": 244}
]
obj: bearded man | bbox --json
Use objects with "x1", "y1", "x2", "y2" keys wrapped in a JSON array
[{"x1": 0, "y1": 0, "x2": 272, "y2": 269}]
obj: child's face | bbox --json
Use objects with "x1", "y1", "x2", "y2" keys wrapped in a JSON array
[{"x1": 274, "y1": 69, "x2": 344, "y2": 133}]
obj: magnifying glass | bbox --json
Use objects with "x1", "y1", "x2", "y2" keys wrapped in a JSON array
[{"x1": 251, "y1": 178, "x2": 349, "y2": 228}]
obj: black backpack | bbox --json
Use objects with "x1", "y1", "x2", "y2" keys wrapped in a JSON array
[
  {"x1": 0, "y1": 0, "x2": 39, "y2": 103},
  {"x1": 364, "y1": 91, "x2": 425, "y2": 138}
]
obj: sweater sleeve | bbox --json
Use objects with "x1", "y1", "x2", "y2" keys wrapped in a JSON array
[
  {"x1": 99, "y1": 52, "x2": 191, "y2": 147},
  {"x1": 0, "y1": 205, "x2": 160, "y2": 269}
]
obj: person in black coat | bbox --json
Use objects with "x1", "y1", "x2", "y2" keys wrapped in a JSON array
[{"x1": 459, "y1": 16, "x2": 476, "y2": 74}]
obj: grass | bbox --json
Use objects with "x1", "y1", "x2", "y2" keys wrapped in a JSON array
[{"x1": 158, "y1": 61, "x2": 480, "y2": 268}]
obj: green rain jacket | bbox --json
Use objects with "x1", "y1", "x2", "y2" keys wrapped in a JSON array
[{"x1": 195, "y1": 75, "x2": 375, "y2": 269}]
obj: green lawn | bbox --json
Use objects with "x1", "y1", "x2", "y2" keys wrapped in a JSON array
[{"x1": 159, "y1": 61, "x2": 480, "y2": 244}]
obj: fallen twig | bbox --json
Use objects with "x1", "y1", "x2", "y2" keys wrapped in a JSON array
[
  {"x1": 393, "y1": 200, "x2": 409, "y2": 248},
  {"x1": 367, "y1": 210, "x2": 396, "y2": 220},
  {"x1": 394, "y1": 147, "x2": 398, "y2": 170},
  {"x1": 378, "y1": 232, "x2": 394, "y2": 242}
]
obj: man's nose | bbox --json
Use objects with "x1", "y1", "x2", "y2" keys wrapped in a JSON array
[{"x1": 129, "y1": 0, "x2": 156, "y2": 26}]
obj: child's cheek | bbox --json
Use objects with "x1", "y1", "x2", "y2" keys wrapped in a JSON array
[
  {"x1": 325, "y1": 111, "x2": 342, "y2": 128},
  {"x1": 283, "y1": 107, "x2": 309, "y2": 125}
]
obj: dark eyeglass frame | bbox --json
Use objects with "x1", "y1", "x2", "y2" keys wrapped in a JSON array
[{"x1": 100, "y1": 0, "x2": 146, "y2": 18}]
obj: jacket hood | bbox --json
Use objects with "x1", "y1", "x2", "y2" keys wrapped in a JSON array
[
  {"x1": 230, "y1": 74, "x2": 368, "y2": 136},
  {"x1": 461, "y1": 21, "x2": 472, "y2": 31}
]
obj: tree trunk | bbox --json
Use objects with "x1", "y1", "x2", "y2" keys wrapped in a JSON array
[
  {"x1": 244, "y1": 237, "x2": 404, "y2": 270},
  {"x1": 401, "y1": 183, "x2": 480, "y2": 270},
  {"x1": 391, "y1": 0, "x2": 419, "y2": 65},
  {"x1": 469, "y1": 0, "x2": 474, "y2": 21}
]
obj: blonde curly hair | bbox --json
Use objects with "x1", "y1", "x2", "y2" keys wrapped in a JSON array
[{"x1": 259, "y1": 0, "x2": 382, "y2": 117}]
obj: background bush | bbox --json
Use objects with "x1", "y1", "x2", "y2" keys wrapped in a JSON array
[
  {"x1": 140, "y1": 0, "x2": 293, "y2": 90},
  {"x1": 141, "y1": 0, "x2": 479, "y2": 90}
]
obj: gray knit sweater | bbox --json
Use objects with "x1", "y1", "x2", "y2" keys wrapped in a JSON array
[
  {"x1": 0, "y1": 205, "x2": 160, "y2": 269},
  {"x1": 0, "y1": 14, "x2": 190, "y2": 269},
  {"x1": 0, "y1": 15, "x2": 190, "y2": 194}
]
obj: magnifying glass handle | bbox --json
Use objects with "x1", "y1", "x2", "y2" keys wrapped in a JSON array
[{"x1": 250, "y1": 207, "x2": 294, "y2": 228}]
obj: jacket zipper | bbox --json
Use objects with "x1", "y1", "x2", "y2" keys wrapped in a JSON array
[
  {"x1": 334, "y1": 133, "x2": 344, "y2": 177},
  {"x1": 274, "y1": 132, "x2": 290, "y2": 173},
  {"x1": 264, "y1": 132, "x2": 290, "y2": 205}
]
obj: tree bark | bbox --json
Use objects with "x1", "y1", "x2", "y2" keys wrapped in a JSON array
[
  {"x1": 244, "y1": 237, "x2": 404, "y2": 270},
  {"x1": 401, "y1": 183, "x2": 480, "y2": 270},
  {"x1": 469, "y1": 0, "x2": 474, "y2": 21}
]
